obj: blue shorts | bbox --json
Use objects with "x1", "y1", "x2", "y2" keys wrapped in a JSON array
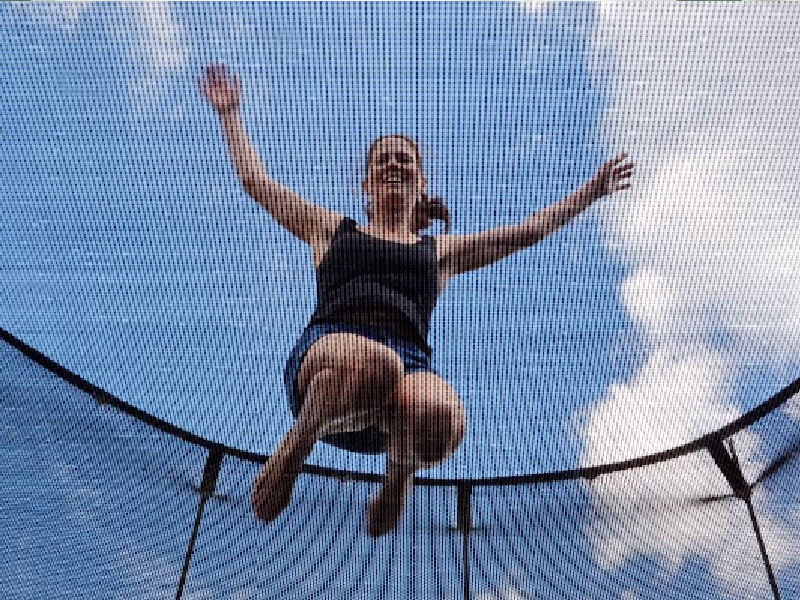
[{"x1": 283, "y1": 321, "x2": 439, "y2": 454}]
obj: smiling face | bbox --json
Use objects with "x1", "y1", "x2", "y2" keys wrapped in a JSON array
[{"x1": 362, "y1": 136, "x2": 427, "y2": 221}]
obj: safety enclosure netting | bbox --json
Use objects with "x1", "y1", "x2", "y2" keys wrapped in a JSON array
[
  {"x1": 3, "y1": 3, "x2": 800, "y2": 600},
  {"x1": 2, "y1": 329, "x2": 798, "y2": 599}
]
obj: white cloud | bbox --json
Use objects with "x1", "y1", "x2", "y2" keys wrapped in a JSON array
[
  {"x1": 582, "y1": 2, "x2": 800, "y2": 596},
  {"x1": 517, "y1": 1, "x2": 552, "y2": 13},
  {"x1": 581, "y1": 345, "x2": 733, "y2": 465},
  {"x1": 15, "y1": 2, "x2": 93, "y2": 33},
  {"x1": 585, "y1": 449, "x2": 800, "y2": 596},
  {"x1": 605, "y1": 132, "x2": 800, "y2": 363},
  {"x1": 15, "y1": 2, "x2": 188, "y2": 107},
  {"x1": 125, "y1": 2, "x2": 188, "y2": 103},
  {"x1": 130, "y1": 2, "x2": 186, "y2": 72}
]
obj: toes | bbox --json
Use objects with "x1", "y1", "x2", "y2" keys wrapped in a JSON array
[
  {"x1": 366, "y1": 471, "x2": 413, "y2": 537},
  {"x1": 367, "y1": 495, "x2": 404, "y2": 538},
  {"x1": 252, "y1": 462, "x2": 302, "y2": 523}
]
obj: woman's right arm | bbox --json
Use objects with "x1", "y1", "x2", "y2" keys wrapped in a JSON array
[
  {"x1": 217, "y1": 109, "x2": 343, "y2": 245},
  {"x1": 200, "y1": 65, "x2": 342, "y2": 246}
]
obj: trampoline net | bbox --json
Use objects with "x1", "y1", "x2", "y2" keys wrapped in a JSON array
[
  {"x1": 2, "y1": 333, "x2": 799, "y2": 599},
  {"x1": 2, "y1": 2, "x2": 800, "y2": 599}
]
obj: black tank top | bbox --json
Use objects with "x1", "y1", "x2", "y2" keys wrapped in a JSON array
[{"x1": 308, "y1": 217, "x2": 439, "y2": 355}]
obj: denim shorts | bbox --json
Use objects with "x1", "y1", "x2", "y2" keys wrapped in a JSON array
[{"x1": 283, "y1": 321, "x2": 439, "y2": 454}]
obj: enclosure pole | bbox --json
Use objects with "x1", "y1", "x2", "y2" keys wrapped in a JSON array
[
  {"x1": 707, "y1": 439, "x2": 781, "y2": 600},
  {"x1": 743, "y1": 495, "x2": 781, "y2": 600},
  {"x1": 176, "y1": 447, "x2": 224, "y2": 600},
  {"x1": 457, "y1": 483, "x2": 473, "y2": 600}
]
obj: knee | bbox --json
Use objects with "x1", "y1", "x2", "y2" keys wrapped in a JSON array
[
  {"x1": 393, "y1": 399, "x2": 467, "y2": 468},
  {"x1": 297, "y1": 345, "x2": 404, "y2": 432},
  {"x1": 421, "y1": 401, "x2": 466, "y2": 463}
]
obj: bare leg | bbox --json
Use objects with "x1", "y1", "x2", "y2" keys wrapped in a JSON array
[
  {"x1": 251, "y1": 369, "x2": 336, "y2": 523},
  {"x1": 367, "y1": 373, "x2": 467, "y2": 538},
  {"x1": 366, "y1": 458, "x2": 416, "y2": 538},
  {"x1": 252, "y1": 361, "x2": 401, "y2": 523}
]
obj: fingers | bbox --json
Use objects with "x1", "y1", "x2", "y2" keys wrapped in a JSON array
[
  {"x1": 198, "y1": 63, "x2": 233, "y2": 88},
  {"x1": 207, "y1": 63, "x2": 228, "y2": 82},
  {"x1": 598, "y1": 152, "x2": 635, "y2": 195},
  {"x1": 614, "y1": 163, "x2": 635, "y2": 177},
  {"x1": 609, "y1": 152, "x2": 634, "y2": 171},
  {"x1": 198, "y1": 64, "x2": 243, "y2": 115},
  {"x1": 610, "y1": 152, "x2": 634, "y2": 180}
]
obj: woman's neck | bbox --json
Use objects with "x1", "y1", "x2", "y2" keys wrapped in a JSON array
[{"x1": 367, "y1": 209, "x2": 415, "y2": 239}]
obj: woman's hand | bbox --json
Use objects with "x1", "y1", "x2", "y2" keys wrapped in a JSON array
[
  {"x1": 198, "y1": 64, "x2": 241, "y2": 115},
  {"x1": 589, "y1": 152, "x2": 635, "y2": 199}
]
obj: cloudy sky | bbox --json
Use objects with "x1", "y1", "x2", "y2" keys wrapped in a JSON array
[{"x1": 1, "y1": 2, "x2": 799, "y2": 599}]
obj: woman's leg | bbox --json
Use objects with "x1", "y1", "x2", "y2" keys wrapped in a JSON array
[
  {"x1": 251, "y1": 368, "x2": 336, "y2": 522},
  {"x1": 367, "y1": 371, "x2": 467, "y2": 538},
  {"x1": 251, "y1": 333, "x2": 405, "y2": 523}
]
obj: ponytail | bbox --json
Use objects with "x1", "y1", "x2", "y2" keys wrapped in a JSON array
[{"x1": 413, "y1": 192, "x2": 451, "y2": 234}]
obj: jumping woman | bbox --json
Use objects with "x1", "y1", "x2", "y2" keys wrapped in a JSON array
[{"x1": 199, "y1": 64, "x2": 634, "y2": 537}]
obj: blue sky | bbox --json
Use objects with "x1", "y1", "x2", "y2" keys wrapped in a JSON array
[{"x1": 2, "y1": 2, "x2": 799, "y2": 599}]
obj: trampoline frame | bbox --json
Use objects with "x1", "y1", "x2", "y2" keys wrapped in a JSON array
[{"x1": 2, "y1": 326, "x2": 796, "y2": 600}]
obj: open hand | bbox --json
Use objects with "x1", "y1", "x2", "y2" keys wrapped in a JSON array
[
  {"x1": 591, "y1": 152, "x2": 635, "y2": 199},
  {"x1": 198, "y1": 64, "x2": 241, "y2": 115}
]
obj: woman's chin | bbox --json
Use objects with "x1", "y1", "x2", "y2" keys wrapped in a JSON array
[{"x1": 375, "y1": 193, "x2": 413, "y2": 209}]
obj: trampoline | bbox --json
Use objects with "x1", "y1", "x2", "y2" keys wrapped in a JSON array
[{"x1": 2, "y1": 2, "x2": 799, "y2": 599}]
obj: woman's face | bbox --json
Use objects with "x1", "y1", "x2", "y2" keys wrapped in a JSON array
[{"x1": 362, "y1": 137, "x2": 427, "y2": 216}]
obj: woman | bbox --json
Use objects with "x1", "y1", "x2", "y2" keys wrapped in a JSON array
[{"x1": 199, "y1": 64, "x2": 634, "y2": 537}]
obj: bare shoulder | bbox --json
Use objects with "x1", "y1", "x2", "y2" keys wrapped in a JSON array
[
  {"x1": 311, "y1": 214, "x2": 347, "y2": 269},
  {"x1": 433, "y1": 234, "x2": 455, "y2": 292},
  {"x1": 433, "y1": 232, "x2": 467, "y2": 270}
]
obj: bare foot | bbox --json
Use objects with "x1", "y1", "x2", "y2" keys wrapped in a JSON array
[
  {"x1": 252, "y1": 426, "x2": 316, "y2": 522},
  {"x1": 366, "y1": 460, "x2": 415, "y2": 537}
]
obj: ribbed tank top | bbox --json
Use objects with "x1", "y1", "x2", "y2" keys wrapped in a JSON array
[{"x1": 308, "y1": 217, "x2": 439, "y2": 355}]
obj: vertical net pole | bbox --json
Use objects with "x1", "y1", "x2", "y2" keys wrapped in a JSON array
[
  {"x1": 743, "y1": 495, "x2": 781, "y2": 600},
  {"x1": 708, "y1": 439, "x2": 781, "y2": 600},
  {"x1": 176, "y1": 447, "x2": 224, "y2": 600},
  {"x1": 457, "y1": 482, "x2": 473, "y2": 600}
]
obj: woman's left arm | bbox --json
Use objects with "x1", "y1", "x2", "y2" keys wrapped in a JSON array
[{"x1": 438, "y1": 152, "x2": 634, "y2": 277}]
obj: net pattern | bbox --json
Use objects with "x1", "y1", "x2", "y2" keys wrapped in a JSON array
[{"x1": 1, "y1": 330, "x2": 798, "y2": 600}]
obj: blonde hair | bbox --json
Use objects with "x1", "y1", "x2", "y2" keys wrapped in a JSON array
[{"x1": 365, "y1": 134, "x2": 451, "y2": 234}]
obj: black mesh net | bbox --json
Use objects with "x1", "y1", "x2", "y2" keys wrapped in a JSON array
[
  {"x1": 2, "y1": 333, "x2": 798, "y2": 599},
  {"x1": 2, "y1": 3, "x2": 800, "y2": 599}
]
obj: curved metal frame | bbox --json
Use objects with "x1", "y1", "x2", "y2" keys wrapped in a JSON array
[{"x1": 2, "y1": 326, "x2": 797, "y2": 599}]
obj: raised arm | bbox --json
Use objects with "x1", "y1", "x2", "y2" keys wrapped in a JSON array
[
  {"x1": 199, "y1": 65, "x2": 342, "y2": 246},
  {"x1": 438, "y1": 153, "x2": 634, "y2": 277}
]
